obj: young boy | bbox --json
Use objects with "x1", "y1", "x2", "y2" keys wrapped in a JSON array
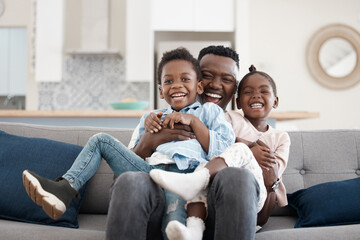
[
  {"x1": 149, "y1": 65, "x2": 290, "y2": 240},
  {"x1": 22, "y1": 48, "x2": 235, "y2": 239}
]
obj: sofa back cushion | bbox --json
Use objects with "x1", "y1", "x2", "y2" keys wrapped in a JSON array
[
  {"x1": 283, "y1": 130, "x2": 360, "y2": 194},
  {"x1": 0, "y1": 122, "x2": 133, "y2": 214},
  {"x1": 273, "y1": 130, "x2": 360, "y2": 216}
]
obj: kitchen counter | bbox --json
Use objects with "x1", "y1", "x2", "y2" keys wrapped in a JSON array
[
  {"x1": 0, "y1": 110, "x2": 148, "y2": 118},
  {"x1": 0, "y1": 110, "x2": 319, "y2": 120},
  {"x1": 0, "y1": 110, "x2": 319, "y2": 129}
]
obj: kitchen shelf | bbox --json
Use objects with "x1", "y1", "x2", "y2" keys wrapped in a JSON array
[{"x1": 66, "y1": 49, "x2": 121, "y2": 56}]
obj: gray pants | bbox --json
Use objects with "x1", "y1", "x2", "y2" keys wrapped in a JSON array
[{"x1": 106, "y1": 167, "x2": 259, "y2": 240}]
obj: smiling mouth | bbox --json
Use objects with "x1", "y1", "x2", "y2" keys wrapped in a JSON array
[
  {"x1": 171, "y1": 93, "x2": 187, "y2": 99},
  {"x1": 250, "y1": 103, "x2": 264, "y2": 109},
  {"x1": 204, "y1": 92, "x2": 222, "y2": 104}
]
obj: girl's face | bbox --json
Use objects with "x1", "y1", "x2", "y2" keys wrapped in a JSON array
[
  {"x1": 236, "y1": 73, "x2": 278, "y2": 121},
  {"x1": 159, "y1": 60, "x2": 203, "y2": 111}
]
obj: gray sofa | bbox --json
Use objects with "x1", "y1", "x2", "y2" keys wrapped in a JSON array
[{"x1": 0, "y1": 121, "x2": 359, "y2": 240}]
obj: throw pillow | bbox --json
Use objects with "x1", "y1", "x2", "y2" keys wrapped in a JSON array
[
  {"x1": 287, "y1": 177, "x2": 360, "y2": 228},
  {"x1": 0, "y1": 130, "x2": 85, "y2": 228}
]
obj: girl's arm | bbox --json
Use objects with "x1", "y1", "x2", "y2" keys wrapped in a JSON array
[{"x1": 257, "y1": 133, "x2": 291, "y2": 225}]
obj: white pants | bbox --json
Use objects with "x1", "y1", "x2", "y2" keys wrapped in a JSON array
[{"x1": 188, "y1": 143, "x2": 266, "y2": 213}]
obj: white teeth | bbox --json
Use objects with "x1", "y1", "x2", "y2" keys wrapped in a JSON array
[
  {"x1": 205, "y1": 93, "x2": 221, "y2": 99},
  {"x1": 171, "y1": 93, "x2": 186, "y2": 98},
  {"x1": 251, "y1": 103, "x2": 263, "y2": 109}
]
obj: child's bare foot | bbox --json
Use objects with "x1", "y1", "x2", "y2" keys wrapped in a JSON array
[
  {"x1": 149, "y1": 168, "x2": 209, "y2": 201},
  {"x1": 22, "y1": 170, "x2": 77, "y2": 220}
]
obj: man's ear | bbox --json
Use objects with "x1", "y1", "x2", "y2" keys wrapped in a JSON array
[
  {"x1": 197, "y1": 81, "x2": 204, "y2": 95},
  {"x1": 236, "y1": 97, "x2": 242, "y2": 110},
  {"x1": 159, "y1": 86, "x2": 165, "y2": 99},
  {"x1": 273, "y1": 96, "x2": 279, "y2": 109}
]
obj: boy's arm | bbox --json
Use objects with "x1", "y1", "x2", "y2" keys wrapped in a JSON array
[
  {"x1": 163, "y1": 112, "x2": 210, "y2": 153},
  {"x1": 189, "y1": 115, "x2": 210, "y2": 153},
  {"x1": 133, "y1": 126, "x2": 196, "y2": 159}
]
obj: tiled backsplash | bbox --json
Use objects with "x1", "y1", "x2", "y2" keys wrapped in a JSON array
[{"x1": 38, "y1": 55, "x2": 149, "y2": 110}]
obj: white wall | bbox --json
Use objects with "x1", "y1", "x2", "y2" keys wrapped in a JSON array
[{"x1": 248, "y1": 0, "x2": 360, "y2": 130}]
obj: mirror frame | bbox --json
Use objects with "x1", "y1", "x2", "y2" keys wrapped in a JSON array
[{"x1": 306, "y1": 24, "x2": 360, "y2": 89}]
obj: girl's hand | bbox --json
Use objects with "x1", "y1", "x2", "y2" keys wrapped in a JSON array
[
  {"x1": 145, "y1": 112, "x2": 163, "y2": 133},
  {"x1": 251, "y1": 144, "x2": 276, "y2": 170},
  {"x1": 162, "y1": 112, "x2": 194, "y2": 129}
]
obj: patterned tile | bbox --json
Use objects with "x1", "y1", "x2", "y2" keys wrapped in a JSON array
[{"x1": 38, "y1": 55, "x2": 150, "y2": 110}]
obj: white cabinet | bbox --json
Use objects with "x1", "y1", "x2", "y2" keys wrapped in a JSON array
[
  {"x1": 152, "y1": 0, "x2": 234, "y2": 32},
  {"x1": 0, "y1": 28, "x2": 27, "y2": 96},
  {"x1": 125, "y1": 0, "x2": 153, "y2": 82}
]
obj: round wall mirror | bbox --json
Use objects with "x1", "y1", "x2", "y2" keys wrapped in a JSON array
[{"x1": 306, "y1": 24, "x2": 360, "y2": 89}]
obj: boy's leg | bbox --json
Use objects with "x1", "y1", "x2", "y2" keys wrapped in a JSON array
[
  {"x1": 166, "y1": 202, "x2": 207, "y2": 240},
  {"x1": 161, "y1": 164, "x2": 194, "y2": 240},
  {"x1": 162, "y1": 189, "x2": 188, "y2": 240},
  {"x1": 106, "y1": 172, "x2": 165, "y2": 240},
  {"x1": 23, "y1": 133, "x2": 151, "y2": 219},
  {"x1": 63, "y1": 133, "x2": 151, "y2": 191}
]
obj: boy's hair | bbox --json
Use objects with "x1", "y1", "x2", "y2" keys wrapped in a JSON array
[
  {"x1": 198, "y1": 45, "x2": 240, "y2": 70},
  {"x1": 238, "y1": 65, "x2": 277, "y2": 96},
  {"x1": 157, "y1": 47, "x2": 202, "y2": 85}
]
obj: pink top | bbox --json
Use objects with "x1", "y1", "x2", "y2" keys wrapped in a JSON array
[{"x1": 226, "y1": 111, "x2": 291, "y2": 207}]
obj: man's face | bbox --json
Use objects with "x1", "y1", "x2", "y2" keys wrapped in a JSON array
[{"x1": 199, "y1": 54, "x2": 238, "y2": 110}]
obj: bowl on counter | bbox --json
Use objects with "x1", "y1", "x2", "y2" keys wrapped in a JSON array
[{"x1": 110, "y1": 101, "x2": 149, "y2": 110}]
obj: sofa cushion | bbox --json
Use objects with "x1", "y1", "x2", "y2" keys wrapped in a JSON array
[
  {"x1": 0, "y1": 130, "x2": 86, "y2": 228},
  {"x1": 287, "y1": 177, "x2": 360, "y2": 228}
]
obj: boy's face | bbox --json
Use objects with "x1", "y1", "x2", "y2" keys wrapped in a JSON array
[
  {"x1": 199, "y1": 54, "x2": 238, "y2": 110},
  {"x1": 236, "y1": 73, "x2": 278, "y2": 121},
  {"x1": 159, "y1": 60, "x2": 203, "y2": 111}
]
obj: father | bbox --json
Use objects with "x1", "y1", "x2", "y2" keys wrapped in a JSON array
[{"x1": 106, "y1": 46, "x2": 279, "y2": 240}]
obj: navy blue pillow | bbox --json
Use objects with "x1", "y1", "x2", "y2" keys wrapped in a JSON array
[
  {"x1": 0, "y1": 130, "x2": 85, "y2": 228},
  {"x1": 287, "y1": 177, "x2": 360, "y2": 228}
]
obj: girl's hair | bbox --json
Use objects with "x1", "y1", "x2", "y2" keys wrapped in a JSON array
[
  {"x1": 198, "y1": 45, "x2": 239, "y2": 70},
  {"x1": 237, "y1": 65, "x2": 277, "y2": 96},
  {"x1": 157, "y1": 47, "x2": 202, "y2": 85}
]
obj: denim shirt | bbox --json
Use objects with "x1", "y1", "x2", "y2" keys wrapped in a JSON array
[{"x1": 134, "y1": 101, "x2": 235, "y2": 170}]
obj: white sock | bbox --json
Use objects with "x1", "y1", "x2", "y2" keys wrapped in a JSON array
[
  {"x1": 166, "y1": 217, "x2": 205, "y2": 240},
  {"x1": 149, "y1": 168, "x2": 210, "y2": 201}
]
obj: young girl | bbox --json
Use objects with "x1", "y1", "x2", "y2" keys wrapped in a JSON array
[
  {"x1": 149, "y1": 65, "x2": 290, "y2": 240},
  {"x1": 22, "y1": 48, "x2": 235, "y2": 239}
]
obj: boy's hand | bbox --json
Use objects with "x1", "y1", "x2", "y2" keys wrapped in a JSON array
[
  {"x1": 145, "y1": 112, "x2": 163, "y2": 133},
  {"x1": 163, "y1": 112, "x2": 194, "y2": 129}
]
